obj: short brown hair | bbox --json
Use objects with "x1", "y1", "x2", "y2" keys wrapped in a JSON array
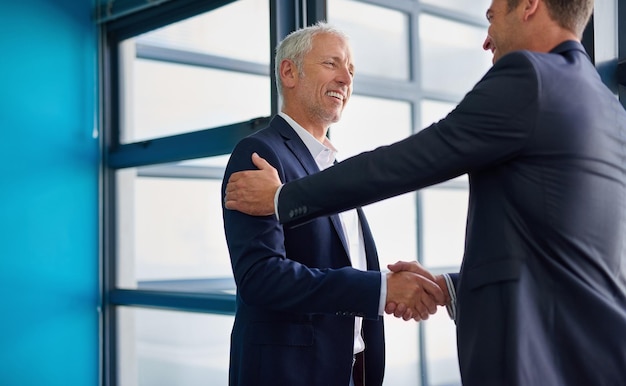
[{"x1": 507, "y1": 0, "x2": 594, "y2": 37}]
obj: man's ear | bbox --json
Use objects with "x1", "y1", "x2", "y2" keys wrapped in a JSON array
[
  {"x1": 279, "y1": 59, "x2": 298, "y2": 89},
  {"x1": 523, "y1": 0, "x2": 540, "y2": 21}
]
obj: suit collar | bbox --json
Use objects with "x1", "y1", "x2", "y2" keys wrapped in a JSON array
[
  {"x1": 277, "y1": 112, "x2": 337, "y2": 169},
  {"x1": 271, "y1": 115, "x2": 320, "y2": 175},
  {"x1": 550, "y1": 40, "x2": 591, "y2": 60}
]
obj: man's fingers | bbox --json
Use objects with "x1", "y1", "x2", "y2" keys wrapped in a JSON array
[
  {"x1": 387, "y1": 260, "x2": 438, "y2": 283},
  {"x1": 222, "y1": 153, "x2": 280, "y2": 216},
  {"x1": 251, "y1": 152, "x2": 272, "y2": 170},
  {"x1": 420, "y1": 293, "x2": 438, "y2": 314},
  {"x1": 426, "y1": 297, "x2": 438, "y2": 314},
  {"x1": 224, "y1": 172, "x2": 246, "y2": 209},
  {"x1": 420, "y1": 275, "x2": 446, "y2": 305},
  {"x1": 393, "y1": 302, "x2": 407, "y2": 318},
  {"x1": 387, "y1": 261, "x2": 416, "y2": 273}
]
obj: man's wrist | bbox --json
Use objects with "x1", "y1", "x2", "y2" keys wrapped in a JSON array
[{"x1": 435, "y1": 274, "x2": 451, "y2": 306}]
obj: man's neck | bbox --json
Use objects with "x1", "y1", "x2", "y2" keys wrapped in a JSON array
[{"x1": 280, "y1": 110, "x2": 329, "y2": 143}]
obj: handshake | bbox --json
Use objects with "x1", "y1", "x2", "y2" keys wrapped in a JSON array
[{"x1": 385, "y1": 260, "x2": 450, "y2": 322}]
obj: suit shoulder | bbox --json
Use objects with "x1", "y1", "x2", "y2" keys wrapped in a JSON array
[
  {"x1": 226, "y1": 125, "x2": 287, "y2": 178},
  {"x1": 232, "y1": 125, "x2": 281, "y2": 150},
  {"x1": 246, "y1": 124, "x2": 281, "y2": 141},
  {"x1": 478, "y1": 50, "x2": 540, "y2": 98},
  {"x1": 490, "y1": 50, "x2": 538, "y2": 74}
]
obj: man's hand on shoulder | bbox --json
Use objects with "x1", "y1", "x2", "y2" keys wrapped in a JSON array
[{"x1": 225, "y1": 152, "x2": 281, "y2": 216}]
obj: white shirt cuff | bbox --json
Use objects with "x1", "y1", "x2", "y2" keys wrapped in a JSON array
[
  {"x1": 274, "y1": 184, "x2": 284, "y2": 220},
  {"x1": 378, "y1": 271, "x2": 387, "y2": 316}
]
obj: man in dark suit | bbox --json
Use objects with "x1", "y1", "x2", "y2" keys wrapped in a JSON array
[
  {"x1": 224, "y1": 0, "x2": 626, "y2": 385},
  {"x1": 222, "y1": 22, "x2": 444, "y2": 386}
]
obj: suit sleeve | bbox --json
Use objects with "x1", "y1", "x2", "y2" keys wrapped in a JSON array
[
  {"x1": 277, "y1": 52, "x2": 539, "y2": 225},
  {"x1": 222, "y1": 136, "x2": 382, "y2": 319}
]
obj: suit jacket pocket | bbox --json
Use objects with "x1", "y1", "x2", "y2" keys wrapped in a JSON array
[
  {"x1": 250, "y1": 321, "x2": 314, "y2": 346},
  {"x1": 464, "y1": 258, "x2": 522, "y2": 290}
]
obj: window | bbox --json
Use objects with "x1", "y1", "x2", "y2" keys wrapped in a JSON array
[{"x1": 101, "y1": 1, "x2": 271, "y2": 384}]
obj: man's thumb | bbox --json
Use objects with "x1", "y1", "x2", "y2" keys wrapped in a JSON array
[
  {"x1": 251, "y1": 152, "x2": 270, "y2": 170},
  {"x1": 387, "y1": 261, "x2": 403, "y2": 272}
]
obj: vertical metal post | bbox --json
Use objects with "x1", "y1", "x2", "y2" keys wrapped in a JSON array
[
  {"x1": 306, "y1": 0, "x2": 327, "y2": 25},
  {"x1": 269, "y1": 0, "x2": 303, "y2": 116},
  {"x1": 591, "y1": 0, "x2": 619, "y2": 94},
  {"x1": 619, "y1": 0, "x2": 626, "y2": 107}
]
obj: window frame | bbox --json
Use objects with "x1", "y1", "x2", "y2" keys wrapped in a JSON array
[{"x1": 99, "y1": 1, "x2": 622, "y2": 385}]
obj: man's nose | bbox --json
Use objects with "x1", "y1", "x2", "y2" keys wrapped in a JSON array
[
  {"x1": 338, "y1": 67, "x2": 353, "y2": 86},
  {"x1": 483, "y1": 35, "x2": 493, "y2": 51}
]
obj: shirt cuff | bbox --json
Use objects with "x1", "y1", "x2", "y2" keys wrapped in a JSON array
[
  {"x1": 274, "y1": 184, "x2": 284, "y2": 220},
  {"x1": 442, "y1": 273, "x2": 457, "y2": 322},
  {"x1": 378, "y1": 271, "x2": 387, "y2": 316}
]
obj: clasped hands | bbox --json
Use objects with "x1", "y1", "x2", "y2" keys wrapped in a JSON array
[{"x1": 385, "y1": 261, "x2": 450, "y2": 321}]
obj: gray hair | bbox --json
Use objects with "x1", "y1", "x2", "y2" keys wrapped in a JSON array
[{"x1": 274, "y1": 21, "x2": 350, "y2": 98}]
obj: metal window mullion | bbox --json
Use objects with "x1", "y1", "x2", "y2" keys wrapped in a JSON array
[
  {"x1": 103, "y1": 0, "x2": 236, "y2": 41},
  {"x1": 135, "y1": 43, "x2": 270, "y2": 76},
  {"x1": 107, "y1": 116, "x2": 270, "y2": 169},
  {"x1": 615, "y1": 0, "x2": 626, "y2": 108},
  {"x1": 109, "y1": 289, "x2": 236, "y2": 315}
]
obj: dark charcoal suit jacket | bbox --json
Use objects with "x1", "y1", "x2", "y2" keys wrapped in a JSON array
[{"x1": 276, "y1": 41, "x2": 626, "y2": 386}]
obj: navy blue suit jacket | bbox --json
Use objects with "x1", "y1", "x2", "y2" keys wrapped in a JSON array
[
  {"x1": 222, "y1": 116, "x2": 385, "y2": 386},
  {"x1": 275, "y1": 41, "x2": 626, "y2": 385}
]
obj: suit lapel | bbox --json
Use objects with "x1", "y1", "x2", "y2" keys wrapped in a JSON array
[
  {"x1": 329, "y1": 214, "x2": 350, "y2": 260},
  {"x1": 275, "y1": 117, "x2": 351, "y2": 259},
  {"x1": 275, "y1": 117, "x2": 319, "y2": 175},
  {"x1": 357, "y1": 208, "x2": 380, "y2": 270}
]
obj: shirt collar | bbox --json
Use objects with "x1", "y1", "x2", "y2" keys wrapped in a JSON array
[{"x1": 279, "y1": 112, "x2": 338, "y2": 170}]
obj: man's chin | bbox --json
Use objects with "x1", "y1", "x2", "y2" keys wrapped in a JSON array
[{"x1": 491, "y1": 51, "x2": 499, "y2": 64}]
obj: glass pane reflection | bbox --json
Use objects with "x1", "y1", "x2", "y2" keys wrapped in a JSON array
[
  {"x1": 135, "y1": 0, "x2": 269, "y2": 64},
  {"x1": 330, "y1": 95, "x2": 417, "y2": 267},
  {"x1": 328, "y1": 0, "x2": 409, "y2": 80},
  {"x1": 421, "y1": 188, "x2": 468, "y2": 268},
  {"x1": 382, "y1": 317, "x2": 420, "y2": 385},
  {"x1": 423, "y1": 312, "x2": 461, "y2": 386},
  {"x1": 115, "y1": 164, "x2": 232, "y2": 289},
  {"x1": 421, "y1": 0, "x2": 492, "y2": 20},
  {"x1": 120, "y1": 58, "x2": 270, "y2": 143},
  {"x1": 117, "y1": 307, "x2": 233, "y2": 386},
  {"x1": 419, "y1": 14, "x2": 492, "y2": 97}
]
